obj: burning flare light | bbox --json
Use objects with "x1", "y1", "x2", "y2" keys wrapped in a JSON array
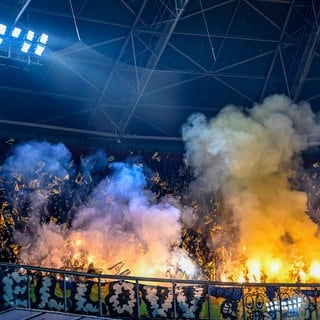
[
  {"x1": 182, "y1": 94, "x2": 320, "y2": 282},
  {"x1": 1, "y1": 94, "x2": 320, "y2": 283}
]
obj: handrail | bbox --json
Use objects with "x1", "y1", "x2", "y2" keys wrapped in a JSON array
[
  {"x1": 1, "y1": 262, "x2": 320, "y2": 319},
  {"x1": 1, "y1": 262, "x2": 320, "y2": 287}
]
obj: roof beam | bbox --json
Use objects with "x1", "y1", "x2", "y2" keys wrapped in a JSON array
[
  {"x1": 259, "y1": 0, "x2": 295, "y2": 101},
  {"x1": 291, "y1": 1, "x2": 320, "y2": 102},
  {"x1": 0, "y1": 119, "x2": 183, "y2": 153},
  {"x1": 120, "y1": 0, "x2": 190, "y2": 135},
  {"x1": 86, "y1": 0, "x2": 148, "y2": 131},
  {"x1": 14, "y1": 0, "x2": 31, "y2": 24}
]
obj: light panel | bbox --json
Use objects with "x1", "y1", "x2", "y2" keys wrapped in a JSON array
[
  {"x1": 38, "y1": 33, "x2": 48, "y2": 44},
  {"x1": 11, "y1": 27, "x2": 22, "y2": 38},
  {"x1": 0, "y1": 24, "x2": 7, "y2": 36},
  {"x1": 34, "y1": 44, "x2": 45, "y2": 56},
  {"x1": 25, "y1": 30, "x2": 34, "y2": 41},
  {"x1": 21, "y1": 41, "x2": 31, "y2": 53}
]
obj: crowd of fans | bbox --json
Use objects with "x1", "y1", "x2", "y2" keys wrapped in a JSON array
[
  {"x1": 0, "y1": 139, "x2": 200, "y2": 268},
  {"x1": 2, "y1": 138, "x2": 319, "y2": 280}
]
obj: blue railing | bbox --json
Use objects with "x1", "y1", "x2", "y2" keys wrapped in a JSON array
[{"x1": 1, "y1": 262, "x2": 320, "y2": 319}]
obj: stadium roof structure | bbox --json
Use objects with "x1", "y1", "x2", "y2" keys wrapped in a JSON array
[{"x1": 0, "y1": 0, "x2": 320, "y2": 152}]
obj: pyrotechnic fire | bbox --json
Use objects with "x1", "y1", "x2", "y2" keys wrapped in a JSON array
[
  {"x1": 181, "y1": 94, "x2": 320, "y2": 283},
  {"x1": 2, "y1": 94, "x2": 320, "y2": 284}
]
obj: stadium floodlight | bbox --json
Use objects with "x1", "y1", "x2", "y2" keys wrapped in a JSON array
[
  {"x1": 0, "y1": 25, "x2": 49, "y2": 58},
  {"x1": 34, "y1": 33, "x2": 48, "y2": 56},
  {"x1": 11, "y1": 27, "x2": 21, "y2": 38},
  {"x1": 25, "y1": 30, "x2": 34, "y2": 41},
  {"x1": 21, "y1": 41, "x2": 31, "y2": 53},
  {"x1": 0, "y1": 24, "x2": 7, "y2": 36},
  {"x1": 34, "y1": 44, "x2": 45, "y2": 56},
  {"x1": 38, "y1": 33, "x2": 48, "y2": 44}
]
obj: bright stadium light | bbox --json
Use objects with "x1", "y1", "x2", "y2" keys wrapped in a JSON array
[
  {"x1": 0, "y1": 24, "x2": 49, "y2": 61},
  {"x1": 21, "y1": 41, "x2": 31, "y2": 53},
  {"x1": 11, "y1": 27, "x2": 21, "y2": 38},
  {"x1": 38, "y1": 33, "x2": 48, "y2": 44},
  {"x1": 25, "y1": 30, "x2": 34, "y2": 41},
  {"x1": 34, "y1": 33, "x2": 48, "y2": 56},
  {"x1": 0, "y1": 24, "x2": 7, "y2": 36},
  {"x1": 34, "y1": 44, "x2": 45, "y2": 56}
]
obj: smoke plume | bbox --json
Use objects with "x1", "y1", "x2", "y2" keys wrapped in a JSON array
[
  {"x1": 182, "y1": 94, "x2": 320, "y2": 281},
  {"x1": 2, "y1": 94, "x2": 320, "y2": 282},
  {"x1": 1, "y1": 141, "x2": 196, "y2": 278}
]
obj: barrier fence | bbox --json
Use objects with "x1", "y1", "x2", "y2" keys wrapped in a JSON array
[{"x1": 1, "y1": 262, "x2": 320, "y2": 319}]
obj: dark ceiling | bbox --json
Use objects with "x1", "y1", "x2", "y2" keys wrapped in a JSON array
[{"x1": 0, "y1": 0, "x2": 319, "y2": 152}]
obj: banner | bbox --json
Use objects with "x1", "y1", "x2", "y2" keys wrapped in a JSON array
[{"x1": 1, "y1": 268, "x2": 320, "y2": 319}]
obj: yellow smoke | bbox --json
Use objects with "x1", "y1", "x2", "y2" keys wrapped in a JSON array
[{"x1": 182, "y1": 94, "x2": 320, "y2": 282}]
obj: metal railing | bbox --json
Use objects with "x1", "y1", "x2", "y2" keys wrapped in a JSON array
[{"x1": 1, "y1": 262, "x2": 320, "y2": 319}]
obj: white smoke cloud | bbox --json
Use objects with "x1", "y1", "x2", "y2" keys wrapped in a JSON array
[
  {"x1": 182, "y1": 95, "x2": 318, "y2": 193},
  {"x1": 3, "y1": 93, "x2": 320, "y2": 282},
  {"x1": 182, "y1": 94, "x2": 320, "y2": 282},
  {"x1": 2, "y1": 142, "x2": 194, "y2": 278},
  {"x1": 68, "y1": 162, "x2": 185, "y2": 277}
]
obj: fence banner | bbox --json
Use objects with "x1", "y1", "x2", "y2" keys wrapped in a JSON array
[{"x1": 1, "y1": 267, "x2": 320, "y2": 319}]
